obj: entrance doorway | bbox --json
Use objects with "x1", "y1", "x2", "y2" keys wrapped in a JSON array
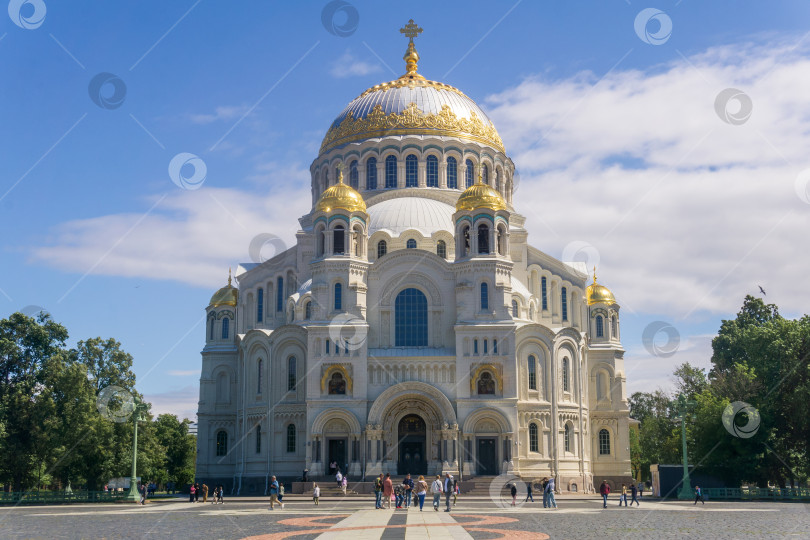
[
  {"x1": 327, "y1": 438, "x2": 347, "y2": 475},
  {"x1": 476, "y1": 437, "x2": 498, "y2": 475},
  {"x1": 397, "y1": 414, "x2": 427, "y2": 475}
]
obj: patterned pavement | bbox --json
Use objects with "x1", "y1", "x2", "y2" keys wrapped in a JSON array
[{"x1": 0, "y1": 496, "x2": 808, "y2": 539}]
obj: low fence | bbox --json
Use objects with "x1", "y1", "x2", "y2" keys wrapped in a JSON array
[
  {"x1": 705, "y1": 487, "x2": 810, "y2": 500},
  {"x1": 0, "y1": 491, "x2": 127, "y2": 504}
]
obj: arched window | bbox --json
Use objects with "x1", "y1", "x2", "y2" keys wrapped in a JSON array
[
  {"x1": 447, "y1": 157, "x2": 458, "y2": 189},
  {"x1": 395, "y1": 288, "x2": 428, "y2": 347},
  {"x1": 529, "y1": 423, "x2": 539, "y2": 452},
  {"x1": 512, "y1": 300, "x2": 519, "y2": 318},
  {"x1": 561, "y1": 287, "x2": 568, "y2": 321},
  {"x1": 257, "y1": 359, "x2": 263, "y2": 394},
  {"x1": 257, "y1": 288, "x2": 264, "y2": 323},
  {"x1": 334, "y1": 282, "x2": 342, "y2": 310},
  {"x1": 377, "y1": 240, "x2": 387, "y2": 258},
  {"x1": 597, "y1": 371, "x2": 608, "y2": 400},
  {"x1": 477, "y1": 224, "x2": 490, "y2": 254},
  {"x1": 426, "y1": 155, "x2": 438, "y2": 187},
  {"x1": 277, "y1": 276, "x2": 284, "y2": 312},
  {"x1": 497, "y1": 225, "x2": 507, "y2": 256},
  {"x1": 483, "y1": 339, "x2": 488, "y2": 354},
  {"x1": 221, "y1": 317, "x2": 229, "y2": 339},
  {"x1": 480, "y1": 282, "x2": 489, "y2": 311},
  {"x1": 564, "y1": 423, "x2": 571, "y2": 453},
  {"x1": 437, "y1": 240, "x2": 447, "y2": 259},
  {"x1": 385, "y1": 155, "x2": 397, "y2": 188},
  {"x1": 477, "y1": 371, "x2": 496, "y2": 394},
  {"x1": 349, "y1": 160, "x2": 358, "y2": 189},
  {"x1": 529, "y1": 305, "x2": 535, "y2": 320},
  {"x1": 599, "y1": 429, "x2": 611, "y2": 455},
  {"x1": 333, "y1": 225, "x2": 345, "y2": 254},
  {"x1": 465, "y1": 159, "x2": 474, "y2": 187},
  {"x1": 216, "y1": 430, "x2": 228, "y2": 456},
  {"x1": 255, "y1": 425, "x2": 261, "y2": 454},
  {"x1": 406, "y1": 238, "x2": 417, "y2": 249},
  {"x1": 562, "y1": 357, "x2": 570, "y2": 392},
  {"x1": 596, "y1": 315, "x2": 604, "y2": 337},
  {"x1": 495, "y1": 169, "x2": 501, "y2": 191},
  {"x1": 405, "y1": 154, "x2": 418, "y2": 187},
  {"x1": 304, "y1": 301, "x2": 312, "y2": 320},
  {"x1": 366, "y1": 157, "x2": 378, "y2": 190},
  {"x1": 611, "y1": 316, "x2": 617, "y2": 338},
  {"x1": 208, "y1": 318, "x2": 214, "y2": 340},
  {"x1": 528, "y1": 355, "x2": 537, "y2": 390},
  {"x1": 286, "y1": 424, "x2": 296, "y2": 453},
  {"x1": 541, "y1": 277, "x2": 548, "y2": 311},
  {"x1": 316, "y1": 226, "x2": 325, "y2": 256},
  {"x1": 216, "y1": 372, "x2": 229, "y2": 403},
  {"x1": 287, "y1": 356, "x2": 297, "y2": 391},
  {"x1": 461, "y1": 225, "x2": 470, "y2": 256},
  {"x1": 493, "y1": 339, "x2": 498, "y2": 354},
  {"x1": 328, "y1": 372, "x2": 346, "y2": 395},
  {"x1": 473, "y1": 339, "x2": 478, "y2": 354},
  {"x1": 482, "y1": 163, "x2": 489, "y2": 184}
]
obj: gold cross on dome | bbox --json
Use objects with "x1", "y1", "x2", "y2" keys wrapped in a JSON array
[
  {"x1": 400, "y1": 19, "x2": 422, "y2": 43},
  {"x1": 336, "y1": 162, "x2": 345, "y2": 182}
]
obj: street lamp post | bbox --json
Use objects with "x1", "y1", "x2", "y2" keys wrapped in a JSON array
[
  {"x1": 675, "y1": 394, "x2": 695, "y2": 500},
  {"x1": 124, "y1": 399, "x2": 148, "y2": 502}
]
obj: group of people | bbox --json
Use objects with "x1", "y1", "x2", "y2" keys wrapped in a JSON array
[
  {"x1": 599, "y1": 480, "x2": 643, "y2": 508},
  {"x1": 335, "y1": 470, "x2": 349, "y2": 494},
  {"x1": 513, "y1": 477, "x2": 557, "y2": 508},
  {"x1": 372, "y1": 472, "x2": 458, "y2": 511},
  {"x1": 189, "y1": 482, "x2": 224, "y2": 504}
]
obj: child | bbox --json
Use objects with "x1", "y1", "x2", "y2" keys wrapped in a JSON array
[{"x1": 313, "y1": 483, "x2": 320, "y2": 506}]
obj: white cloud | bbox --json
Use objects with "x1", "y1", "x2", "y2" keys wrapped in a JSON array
[
  {"x1": 143, "y1": 385, "x2": 198, "y2": 422},
  {"x1": 189, "y1": 105, "x2": 251, "y2": 125},
  {"x1": 168, "y1": 369, "x2": 199, "y2": 376},
  {"x1": 330, "y1": 51, "x2": 382, "y2": 79},
  {"x1": 485, "y1": 37, "x2": 810, "y2": 318}
]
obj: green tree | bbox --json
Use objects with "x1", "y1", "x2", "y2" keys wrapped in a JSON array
[{"x1": 154, "y1": 414, "x2": 196, "y2": 487}]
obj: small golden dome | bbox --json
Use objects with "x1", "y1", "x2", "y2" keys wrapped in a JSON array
[
  {"x1": 587, "y1": 267, "x2": 616, "y2": 306},
  {"x1": 315, "y1": 169, "x2": 367, "y2": 213},
  {"x1": 455, "y1": 174, "x2": 507, "y2": 212},
  {"x1": 210, "y1": 269, "x2": 238, "y2": 307}
]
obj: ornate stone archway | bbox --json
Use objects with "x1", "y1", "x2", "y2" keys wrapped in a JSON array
[{"x1": 365, "y1": 382, "x2": 459, "y2": 476}]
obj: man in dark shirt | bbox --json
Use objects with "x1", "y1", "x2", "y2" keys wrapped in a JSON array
[{"x1": 403, "y1": 474, "x2": 414, "y2": 508}]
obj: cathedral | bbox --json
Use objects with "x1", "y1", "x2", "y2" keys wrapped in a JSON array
[{"x1": 195, "y1": 20, "x2": 632, "y2": 494}]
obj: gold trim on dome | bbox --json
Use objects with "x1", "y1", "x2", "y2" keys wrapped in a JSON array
[
  {"x1": 314, "y1": 168, "x2": 367, "y2": 213},
  {"x1": 209, "y1": 268, "x2": 238, "y2": 308},
  {"x1": 356, "y1": 77, "x2": 466, "y2": 99},
  {"x1": 320, "y1": 102, "x2": 505, "y2": 154},
  {"x1": 455, "y1": 173, "x2": 507, "y2": 212},
  {"x1": 320, "y1": 364, "x2": 353, "y2": 394},
  {"x1": 586, "y1": 266, "x2": 616, "y2": 306}
]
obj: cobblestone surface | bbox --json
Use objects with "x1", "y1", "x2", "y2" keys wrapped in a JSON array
[{"x1": 0, "y1": 497, "x2": 807, "y2": 539}]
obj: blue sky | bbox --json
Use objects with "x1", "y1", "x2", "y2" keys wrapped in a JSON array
[{"x1": 3, "y1": 0, "x2": 810, "y2": 420}]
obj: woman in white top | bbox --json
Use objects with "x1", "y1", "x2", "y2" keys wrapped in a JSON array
[
  {"x1": 313, "y1": 484, "x2": 320, "y2": 505},
  {"x1": 430, "y1": 475, "x2": 443, "y2": 511}
]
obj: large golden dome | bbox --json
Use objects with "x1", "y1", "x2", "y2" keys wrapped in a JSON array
[
  {"x1": 319, "y1": 21, "x2": 504, "y2": 155},
  {"x1": 455, "y1": 176, "x2": 507, "y2": 212},
  {"x1": 586, "y1": 269, "x2": 616, "y2": 306},
  {"x1": 315, "y1": 170, "x2": 367, "y2": 213},
  {"x1": 210, "y1": 270, "x2": 238, "y2": 307}
]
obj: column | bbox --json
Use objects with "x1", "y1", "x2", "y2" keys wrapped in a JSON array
[
  {"x1": 439, "y1": 161, "x2": 447, "y2": 188},
  {"x1": 418, "y1": 160, "x2": 426, "y2": 188},
  {"x1": 359, "y1": 165, "x2": 366, "y2": 191},
  {"x1": 397, "y1": 162, "x2": 405, "y2": 188},
  {"x1": 460, "y1": 163, "x2": 468, "y2": 188},
  {"x1": 376, "y1": 162, "x2": 384, "y2": 189}
]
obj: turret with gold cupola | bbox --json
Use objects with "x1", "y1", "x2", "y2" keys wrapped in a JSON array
[
  {"x1": 586, "y1": 267, "x2": 620, "y2": 345},
  {"x1": 453, "y1": 173, "x2": 510, "y2": 261},
  {"x1": 309, "y1": 164, "x2": 370, "y2": 322},
  {"x1": 206, "y1": 269, "x2": 238, "y2": 345}
]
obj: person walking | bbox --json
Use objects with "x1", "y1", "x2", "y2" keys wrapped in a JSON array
[
  {"x1": 269, "y1": 475, "x2": 284, "y2": 510},
  {"x1": 546, "y1": 477, "x2": 557, "y2": 509},
  {"x1": 403, "y1": 474, "x2": 414, "y2": 509},
  {"x1": 374, "y1": 473, "x2": 384, "y2": 509},
  {"x1": 599, "y1": 480, "x2": 610, "y2": 508},
  {"x1": 510, "y1": 483, "x2": 517, "y2": 506},
  {"x1": 525, "y1": 481, "x2": 534, "y2": 503},
  {"x1": 443, "y1": 473, "x2": 454, "y2": 512},
  {"x1": 210, "y1": 486, "x2": 217, "y2": 504},
  {"x1": 630, "y1": 483, "x2": 640, "y2": 506},
  {"x1": 189, "y1": 483, "x2": 195, "y2": 503},
  {"x1": 336, "y1": 470, "x2": 343, "y2": 489},
  {"x1": 383, "y1": 473, "x2": 393, "y2": 509},
  {"x1": 638, "y1": 481, "x2": 644, "y2": 498},
  {"x1": 694, "y1": 485, "x2": 705, "y2": 505},
  {"x1": 341, "y1": 475, "x2": 348, "y2": 495},
  {"x1": 313, "y1": 483, "x2": 320, "y2": 506},
  {"x1": 453, "y1": 480, "x2": 459, "y2": 506},
  {"x1": 194, "y1": 482, "x2": 200, "y2": 503},
  {"x1": 541, "y1": 477, "x2": 549, "y2": 508},
  {"x1": 139, "y1": 483, "x2": 146, "y2": 505},
  {"x1": 202, "y1": 483, "x2": 209, "y2": 503},
  {"x1": 430, "y1": 475, "x2": 443, "y2": 511},
  {"x1": 217, "y1": 485, "x2": 224, "y2": 504},
  {"x1": 416, "y1": 475, "x2": 427, "y2": 511},
  {"x1": 618, "y1": 484, "x2": 628, "y2": 507}
]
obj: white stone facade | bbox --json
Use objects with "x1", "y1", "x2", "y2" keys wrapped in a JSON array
[{"x1": 195, "y1": 69, "x2": 632, "y2": 495}]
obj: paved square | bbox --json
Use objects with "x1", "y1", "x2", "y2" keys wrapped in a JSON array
[{"x1": 0, "y1": 497, "x2": 808, "y2": 539}]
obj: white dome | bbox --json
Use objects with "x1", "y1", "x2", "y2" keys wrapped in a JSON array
[{"x1": 367, "y1": 197, "x2": 454, "y2": 237}]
